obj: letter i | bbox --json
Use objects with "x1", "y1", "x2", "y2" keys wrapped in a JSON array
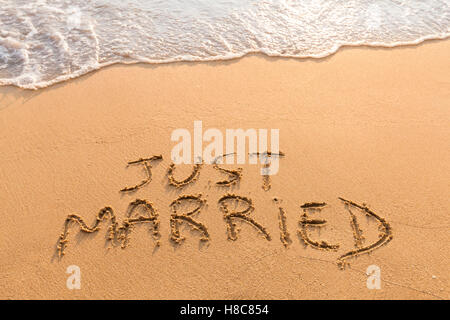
[{"x1": 274, "y1": 198, "x2": 292, "y2": 247}]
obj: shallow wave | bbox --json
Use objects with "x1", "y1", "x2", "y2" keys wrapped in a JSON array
[{"x1": 1, "y1": 0, "x2": 449, "y2": 89}]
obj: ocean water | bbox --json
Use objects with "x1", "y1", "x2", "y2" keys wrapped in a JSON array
[{"x1": 0, "y1": 0, "x2": 449, "y2": 89}]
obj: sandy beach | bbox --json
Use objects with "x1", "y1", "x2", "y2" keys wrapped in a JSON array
[{"x1": 0, "y1": 39, "x2": 449, "y2": 299}]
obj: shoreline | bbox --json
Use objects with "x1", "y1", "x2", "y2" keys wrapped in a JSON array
[{"x1": 1, "y1": 36, "x2": 450, "y2": 91}]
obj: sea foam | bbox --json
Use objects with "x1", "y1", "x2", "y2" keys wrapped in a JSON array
[{"x1": 0, "y1": 0, "x2": 449, "y2": 89}]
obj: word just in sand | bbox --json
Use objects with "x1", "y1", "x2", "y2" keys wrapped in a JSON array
[{"x1": 56, "y1": 151, "x2": 393, "y2": 269}]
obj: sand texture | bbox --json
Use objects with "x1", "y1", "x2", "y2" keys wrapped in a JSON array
[{"x1": 0, "y1": 40, "x2": 449, "y2": 299}]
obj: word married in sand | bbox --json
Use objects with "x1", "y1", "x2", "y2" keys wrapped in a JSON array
[{"x1": 56, "y1": 153, "x2": 393, "y2": 269}]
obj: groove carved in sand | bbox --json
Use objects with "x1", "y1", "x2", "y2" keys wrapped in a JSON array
[
  {"x1": 167, "y1": 162, "x2": 202, "y2": 188},
  {"x1": 213, "y1": 153, "x2": 242, "y2": 186},
  {"x1": 277, "y1": 207, "x2": 292, "y2": 247},
  {"x1": 218, "y1": 193, "x2": 271, "y2": 241},
  {"x1": 170, "y1": 194, "x2": 210, "y2": 244},
  {"x1": 297, "y1": 202, "x2": 340, "y2": 251},
  {"x1": 120, "y1": 155, "x2": 163, "y2": 192},
  {"x1": 337, "y1": 197, "x2": 393, "y2": 269},
  {"x1": 250, "y1": 151, "x2": 285, "y2": 191},
  {"x1": 57, "y1": 199, "x2": 161, "y2": 258},
  {"x1": 56, "y1": 153, "x2": 394, "y2": 269}
]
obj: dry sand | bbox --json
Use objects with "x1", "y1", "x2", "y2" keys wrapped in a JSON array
[{"x1": 0, "y1": 39, "x2": 449, "y2": 299}]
